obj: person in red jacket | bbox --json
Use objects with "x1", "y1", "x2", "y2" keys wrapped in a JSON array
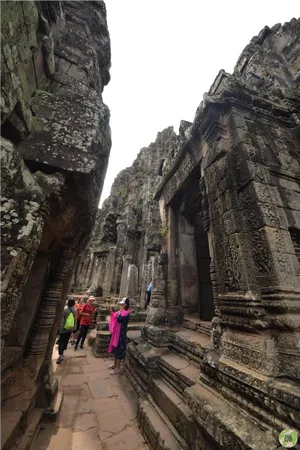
[{"x1": 74, "y1": 296, "x2": 95, "y2": 350}]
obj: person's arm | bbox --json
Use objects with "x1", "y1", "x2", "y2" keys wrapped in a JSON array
[
  {"x1": 81, "y1": 308, "x2": 90, "y2": 317},
  {"x1": 80, "y1": 305, "x2": 89, "y2": 317},
  {"x1": 117, "y1": 314, "x2": 129, "y2": 323},
  {"x1": 73, "y1": 308, "x2": 77, "y2": 330}
]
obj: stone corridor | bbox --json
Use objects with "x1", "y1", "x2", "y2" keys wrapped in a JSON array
[{"x1": 31, "y1": 346, "x2": 149, "y2": 450}]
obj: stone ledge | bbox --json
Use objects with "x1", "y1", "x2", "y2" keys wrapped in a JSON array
[
  {"x1": 137, "y1": 399, "x2": 185, "y2": 450},
  {"x1": 185, "y1": 383, "x2": 278, "y2": 450}
]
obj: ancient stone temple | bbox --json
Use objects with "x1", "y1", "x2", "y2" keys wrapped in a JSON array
[
  {"x1": 126, "y1": 19, "x2": 300, "y2": 449},
  {"x1": 1, "y1": 2, "x2": 111, "y2": 448},
  {"x1": 72, "y1": 126, "x2": 180, "y2": 308}
]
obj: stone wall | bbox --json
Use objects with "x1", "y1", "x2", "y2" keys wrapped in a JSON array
[
  {"x1": 126, "y1": 18, "x2": 300, "y2": 450},
  {"x1": 1, "y1": 2, "x2": 111, "y2": 448},
  {"x1": 72, "y1": 127, "x2": 180, "y2": 307}
]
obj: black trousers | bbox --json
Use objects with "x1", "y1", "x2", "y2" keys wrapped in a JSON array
[
  {"x1": 145, "y1": 291, "x2": 151, "y2": 310},
  {"x1": 58, "y1": 331, "x2": 72, "y2": 356},
  {"x1": 75, "y1": 324, "x2": 89, "y2": 348}
]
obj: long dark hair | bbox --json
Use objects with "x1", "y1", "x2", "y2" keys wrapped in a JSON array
[{"x1": 124, "y1": 298, "x2": 130, "y2": 310}]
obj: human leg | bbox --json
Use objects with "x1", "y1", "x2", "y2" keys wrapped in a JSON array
[
  {"x1": 109, "y1": 355, "x2": 117, "y2": 369},
  {"x1": 74, "y1": 325, "x2": 83, "y2": 350},
  {"x1": 79, "y1": 325, "x2": 89, "y2": 348},
  {"x1": 144, "y1": 292, "x2": 151, "y2": 310},
  {"x1": 57, "y1": 333, "x2": 70, "y2": 363},
  {"x1": 63, "y1": 331, "x2": 72, "y2": 351},
  {"x1": 71, "y1": 321, "x2": 80, "y2": 343}
]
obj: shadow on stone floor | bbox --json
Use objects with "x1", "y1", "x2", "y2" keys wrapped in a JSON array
[{"x1": 31, "y1": 343, "x2": 149, "y2": 450}]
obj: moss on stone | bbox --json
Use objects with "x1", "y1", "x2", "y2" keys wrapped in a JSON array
[{"x1": 31, "y1": 116, "x2": 44, "y2": 132}]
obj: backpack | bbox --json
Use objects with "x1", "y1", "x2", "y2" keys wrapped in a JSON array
[{"x1": 65, "y1": 308, "x2": 75, "y2": 330}]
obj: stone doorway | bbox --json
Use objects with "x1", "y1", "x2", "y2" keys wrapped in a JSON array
[
  {"x1": 175, "y1": 169, "x2": 214, "y2": 322},
  {"x1": 178, "y1": 212, "x2": 214, "y2": 321}
]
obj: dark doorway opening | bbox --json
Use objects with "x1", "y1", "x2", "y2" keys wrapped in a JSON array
[
  {"x1": 194, "y1": 214, "x2": 214, "y2": 321},
  {"x1": 174, "y1": 169, "x2": 214, "y2": 321}
]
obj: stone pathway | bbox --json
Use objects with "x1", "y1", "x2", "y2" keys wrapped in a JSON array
[{"x1": 31, "y1": 345, "x2": 149, "y2": 450}]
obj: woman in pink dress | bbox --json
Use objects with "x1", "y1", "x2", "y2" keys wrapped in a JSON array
[{"x1": 108, "y1": 298, "x2": 130, "y2": 375}]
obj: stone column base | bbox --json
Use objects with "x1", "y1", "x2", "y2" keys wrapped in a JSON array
[
  {"x1": 146, "y1": 306, "x2": 165, "y2": 326},
  {"x1": 165, "y1": 306, "x2": 183, "y2": 326}
]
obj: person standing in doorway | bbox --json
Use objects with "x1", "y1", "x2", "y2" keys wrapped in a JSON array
[
  {"x1": 108, "y1": 297, "x2": 130, "y2": 375},
  {"x1": 74, "y1": 296, "x2": 95, "y2": 350},
  {"x1": 145, "y1": 280, "x2": 152, "y2": 310},
  {"x1": 57, "y1": 297, "x2": 77, "y2": 364}
]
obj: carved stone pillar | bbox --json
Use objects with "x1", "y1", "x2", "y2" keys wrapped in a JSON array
[
  {"x1": 119, "y1": 255, "x2": 133, "y2": 298},
  {"x1": 165, "y1": 206, "x2": 183, "y2": 326},
  {"x1": 146, "y1": 253, "x2": 167, "y2": 325},
  {"x1": 103, "y1": 246, "x2": 117, "y2": 295},
  {"x1": 210, "y1": 258, "x2": 222, "y2": 350},
  {"x1": 36, "y1": 249, "x2": 75, "y2": 407},
  {"x1": 84, "y1": 253, "x2": 95, "y2": 288},
  {"x1": 26, "y1": 249, "x2": 73, "y2": 356}
]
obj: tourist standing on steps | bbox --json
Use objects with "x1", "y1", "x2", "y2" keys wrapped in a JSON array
[
  {"x1": 70, "y1": 297, "x2": 84, "y2": 345},
  {"x1": 108, "y1": 297, "x2": 130, "y2": 375},
  {"x1": 144, "y1": 280, "x2": 152, "y2": 310},
  {"x1": 74, "y1": 295, "x2": 95, "y2": 350},
  {"x1": 57, "y1": 297, "x2": 77, "y2": 364}
]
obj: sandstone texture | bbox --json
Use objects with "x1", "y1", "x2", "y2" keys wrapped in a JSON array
[
  {"x1": 1, "y1": 2, "x2": 111, "y2": 449},
  {"x1": 124, "y1": 19, "x2": 300, "y2": 450},
  {"x1": 72, "y1": 126, "x2": 180, "y2": 307},
  {"x1": 31, "y1": 346, "x2": 148, "y2": 450}
]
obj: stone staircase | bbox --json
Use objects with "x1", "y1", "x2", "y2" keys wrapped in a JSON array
[
  {"x1": 126, "y1": 322, "x2": 281, "y2": 450},
  {"x1": 1, "y1": 388, "x2": 63, "y2": 450}
]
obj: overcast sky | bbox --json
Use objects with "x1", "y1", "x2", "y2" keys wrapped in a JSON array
[{"x1": 100, "y1": 0, "x2": 299, "y2": 206}]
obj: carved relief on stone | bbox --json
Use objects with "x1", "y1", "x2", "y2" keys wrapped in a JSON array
[
  {"x1": 199, "y1": 177, "x2": 209, "y2": 231},
  {"x1": 26, "y1": 249, "x2": 73, "y2": 356},
  {"x1": 146, "y1": 253, "x2": 167, "y2": 326},
  {"x1": 162, "y1": 152, "x2": 195, "y2": 205}
]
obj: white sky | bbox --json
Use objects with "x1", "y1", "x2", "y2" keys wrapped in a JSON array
[{"x1": 100, "y1": 0, "x2": 299, "y2": 206}]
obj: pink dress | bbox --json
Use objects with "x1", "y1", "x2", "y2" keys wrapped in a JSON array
[{"x1": 108, "y1": 310, "x2": 130, "y2": 353}]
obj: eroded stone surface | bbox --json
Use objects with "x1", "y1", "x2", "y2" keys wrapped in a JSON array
[
  {"x1": 71, "y1": 126, "x2": 179, "y2": 311},
  {"x1": 1, "y1": 1, "x2": 111, "y2": 448},
  {"x1": 30, "y1": 346, "x2": 148, "y2": 450},
  {"x1": 123, "y1": 18, "x2": 300, "y2": 450}
]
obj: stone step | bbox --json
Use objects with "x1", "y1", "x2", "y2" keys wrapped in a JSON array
[
  {"x1": 97, "y1": 321, "x2": 145, "y2": 331},
  {"x1": 183, "y1": 315, "x2": 212, "y2": 337},
  {"x1": 150, "y1": 377, "x2": 196, "y2": 446},
  {"x1": 42, "y1": 390, "x2": 64, "y2": 422},
  {"x1": 201, "y1": 354, "x2": 300, "y2": 431},
  {"x1": 159, "y1": 352, "x2": 199, "y2": 395},
  {"x1": 185, "y1": 383, "x2": 278, "y2": 450},
  {"x1": 13, "y1": 408, "x2": 43, "y2": 450},
  {"x1": 94, "y1": 326, "x2": 143, "y2": 357},
  {"x1": 171, "y1": 328, "x2": 211, "y2": 364},
  {"x1": 1, "y1": 393, "x2": 35, "y2": 450},
  {"x1": 127, "y1": 329, "x2": 142, "y2": 342},
  {"x1": 137, "y1": 399, "x2": 187, "y2": 450}
]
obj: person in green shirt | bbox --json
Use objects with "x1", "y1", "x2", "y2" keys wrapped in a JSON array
[{"x1": 57, "y1": 297, "x2": 77, "y2": 364}]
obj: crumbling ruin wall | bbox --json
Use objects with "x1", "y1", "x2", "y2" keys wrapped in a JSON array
[
  {"x1": 126, "y1": 19, "x2": 300, "y2": 450},
  {"x1": 1, "y1": 2, "x2": 111, "y2": 448},
  {"x1": 72, "y1": 127, "x2": 181, "y2": 307}
]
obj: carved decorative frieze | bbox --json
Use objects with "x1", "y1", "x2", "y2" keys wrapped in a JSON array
[
  {"x1": 26, "y1": 249, "x2": 73, "y2": 356},
  {"x1": 162, "y1": 152, "x2": 196, "y2": 205}
]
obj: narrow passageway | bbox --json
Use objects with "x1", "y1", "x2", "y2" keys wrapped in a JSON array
[{"x1": 31, "y1": 345, "x2": 149, "y2": 450}]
